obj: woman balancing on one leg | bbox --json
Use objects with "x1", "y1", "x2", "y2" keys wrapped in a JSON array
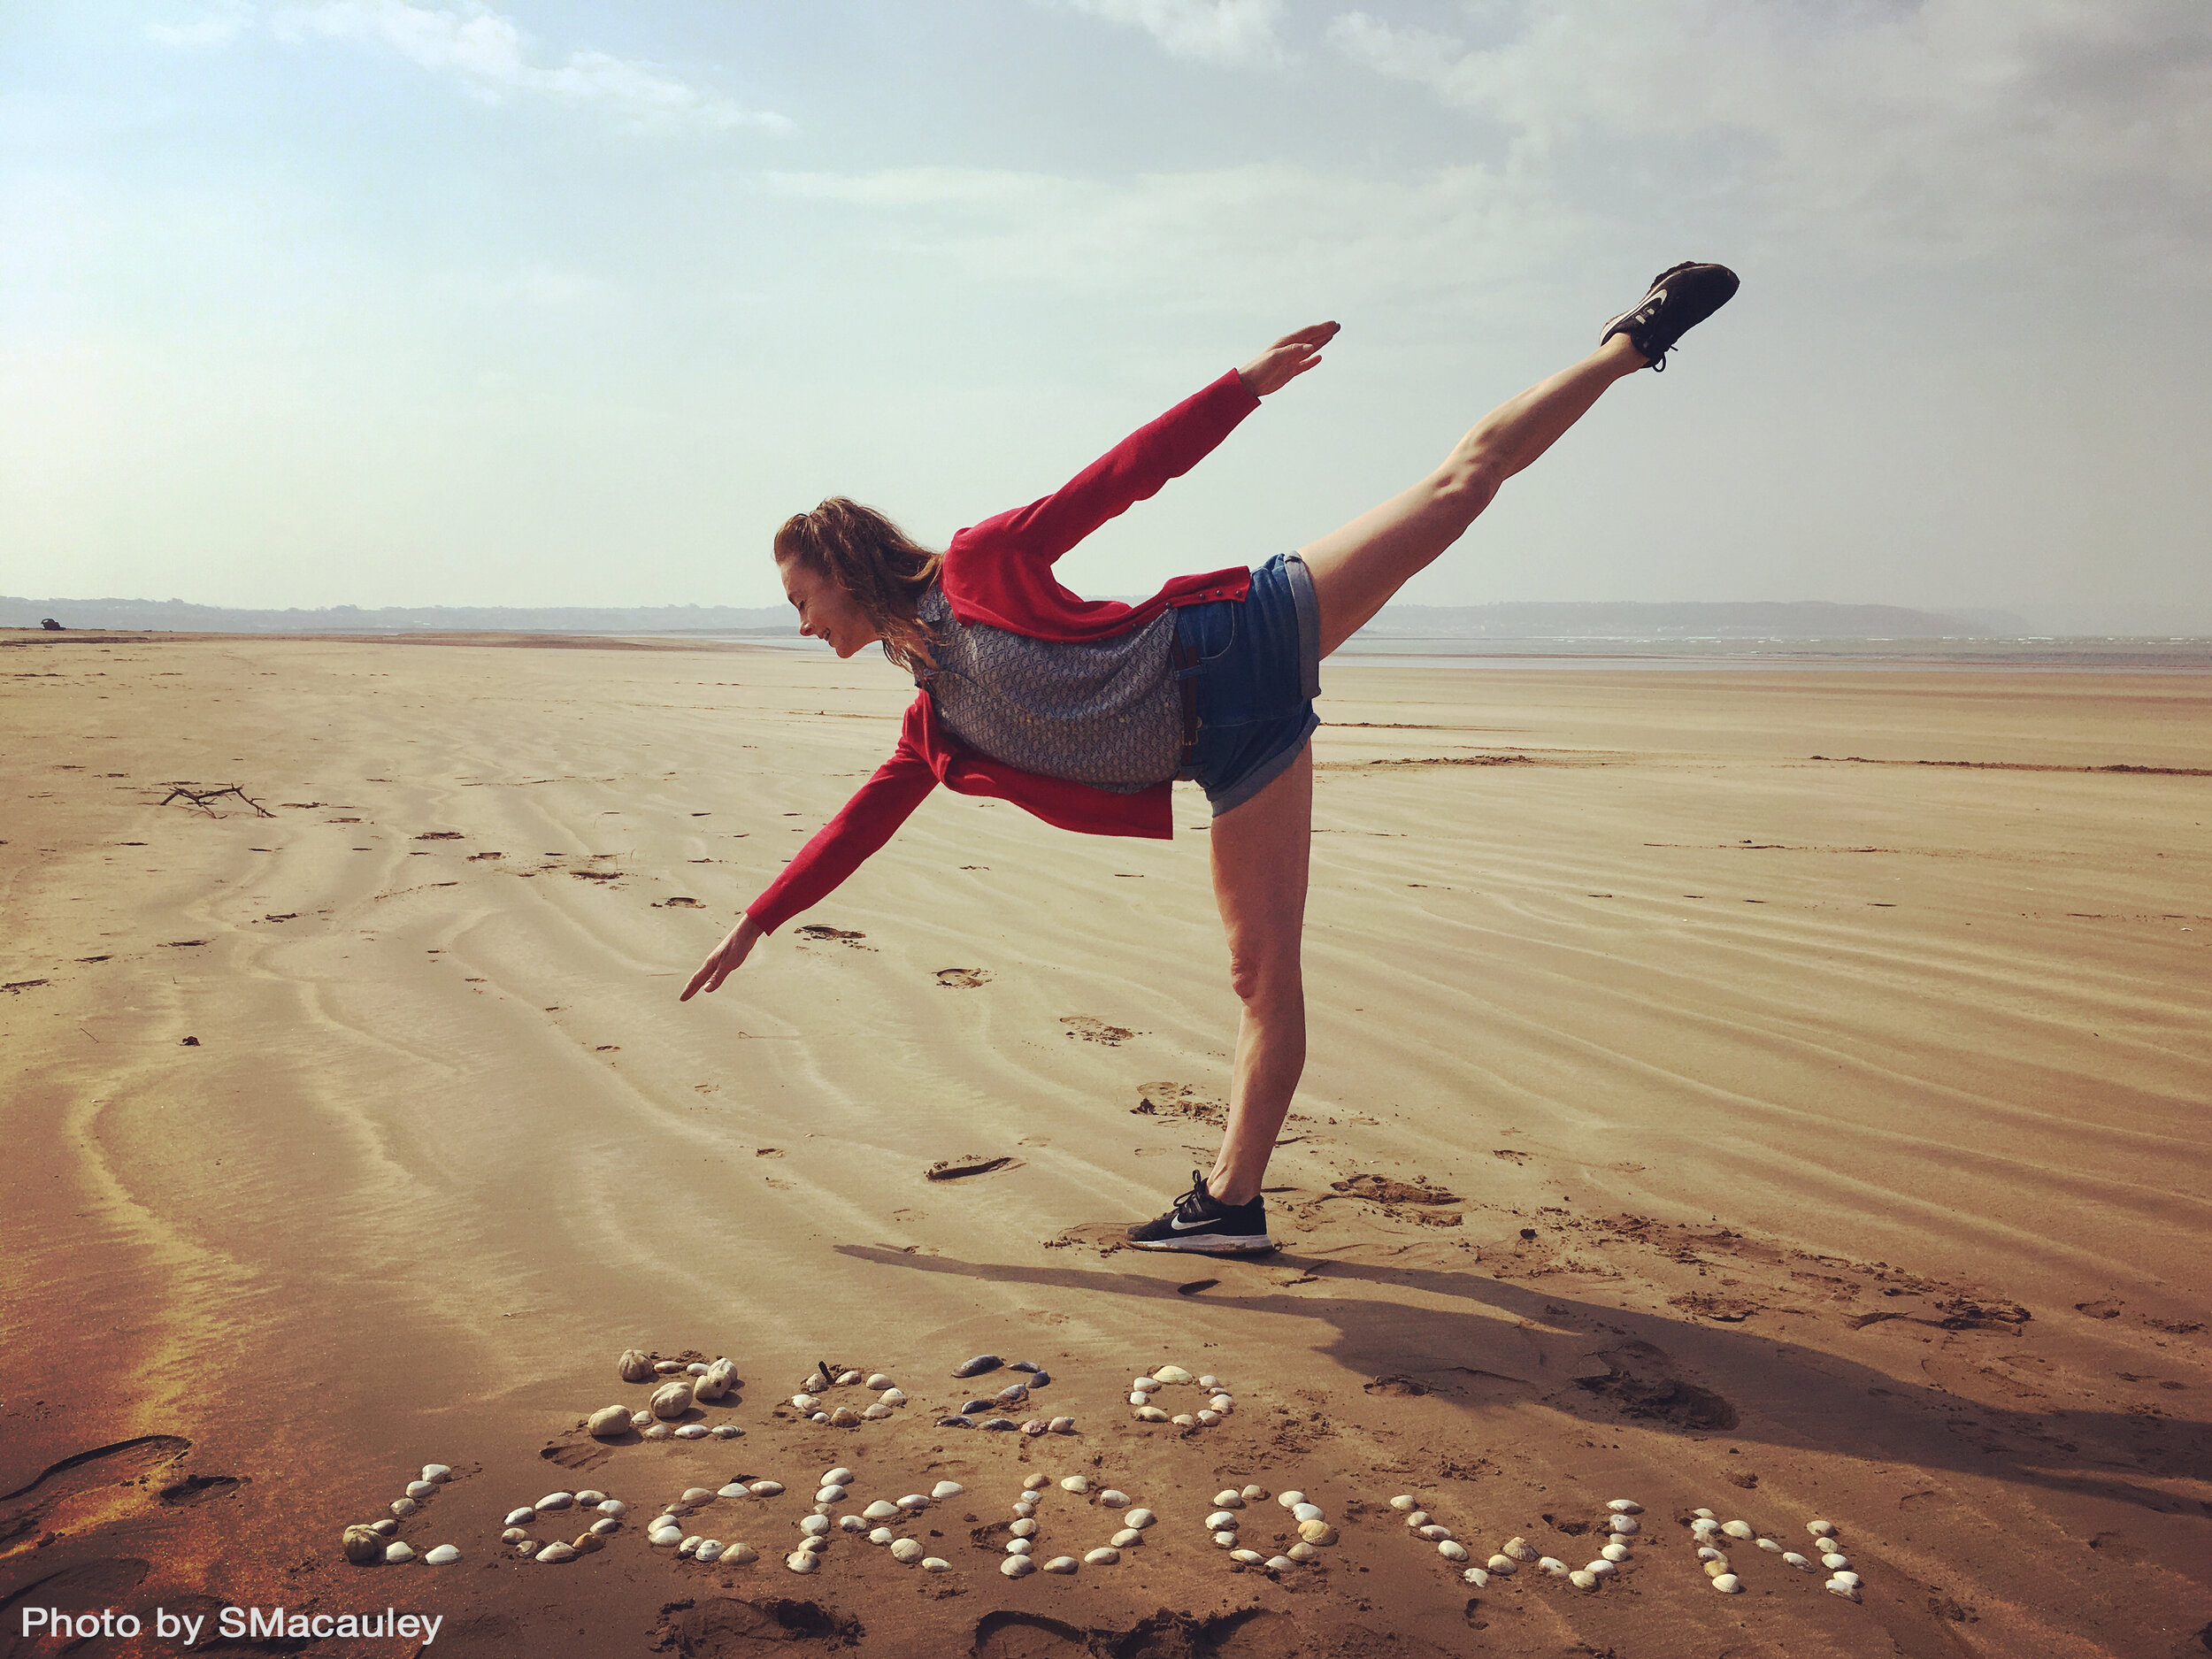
[{"x1": 682, "y1": 263, "x2": 1740, "y2": 1255}]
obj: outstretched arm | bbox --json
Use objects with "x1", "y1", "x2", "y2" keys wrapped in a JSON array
[{"x1": 1238, "y1": 321, "x2": 1339, "y2": 398}]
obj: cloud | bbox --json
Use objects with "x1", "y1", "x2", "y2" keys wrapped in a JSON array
[
  {"x1": 147, "y1": 2, "x2": 257, "y2": 48},
  {"x1": 1326, "y1": 0, "x2": 2212, "y2": 271},
  {"x1": 1054, "y1": 0, "x2": 1289, "y2": 69},
  {"x1": 158, "y1": 1, "x2": 790, "y2": 132},
  {"x1": 764, "y1": 160, "x2": 1589, "y2": 308}
]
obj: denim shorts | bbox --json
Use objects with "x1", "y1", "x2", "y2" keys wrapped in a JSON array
[{"x1": 1173, "y1": 552, "x2": 1322, "y2": 815}]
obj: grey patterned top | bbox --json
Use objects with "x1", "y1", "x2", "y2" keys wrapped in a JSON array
[{"x1": 909, "y1": 586, "x2": 1181, "y2": 792}]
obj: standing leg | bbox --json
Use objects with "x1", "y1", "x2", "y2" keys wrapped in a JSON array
[
  {"x1": 1302, "y1": 333, "x2": 1648, "y2": 657},
  {"x1": 1202, "y1": 744, "x2": 1312, "y2": 1206}
]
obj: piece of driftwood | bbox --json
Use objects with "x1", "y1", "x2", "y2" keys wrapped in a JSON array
[{"x1": 161, "y1": 784, "x2": 273, "y2": 818}]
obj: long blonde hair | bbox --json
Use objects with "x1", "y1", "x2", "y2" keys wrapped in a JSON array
[{"x1": 773, "y1": 498, "x2": 942, "y2": 668}]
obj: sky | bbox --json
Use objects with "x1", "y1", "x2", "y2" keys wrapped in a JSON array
[{"x1": 4, "y1": 1, "x2": 2208, "y2": 631}]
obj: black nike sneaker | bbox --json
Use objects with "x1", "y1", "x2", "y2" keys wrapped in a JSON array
[
  {"x1": 1127, "y1": 1170, "x2": 1274, "y2": 1254},
  {"x1": 1601, "y1": 261, "x2": 1740, "y2": 371}
]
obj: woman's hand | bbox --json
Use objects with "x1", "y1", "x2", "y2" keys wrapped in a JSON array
[
  {"x1": 1238, "y1": 321, "x2": 1340, "y2": 398},
  {"x1": 681, "y1": 913, "x2": 764, "y2": 1001}
]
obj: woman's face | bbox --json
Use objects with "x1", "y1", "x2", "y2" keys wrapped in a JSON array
[{"x1": 778, "y1": 556, "x2": 880, "y2": 658}]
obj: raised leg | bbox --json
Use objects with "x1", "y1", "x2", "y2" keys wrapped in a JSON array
[
  {"x1": 1202, "y1": 744, "x2": 1313, "y2": 1206},
  {"x1": 1301, "y1": 333, "x2": 1648, "y2": 657}
]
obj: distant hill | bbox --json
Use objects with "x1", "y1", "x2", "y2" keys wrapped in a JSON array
[{"x1": 3, "y1": 595, "x2": 2027, "y2": 640}]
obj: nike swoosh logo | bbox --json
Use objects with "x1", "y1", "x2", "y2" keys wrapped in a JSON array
[{"x1": 1170, "y1": 1213, "x2": 1222, "y2": 1231}]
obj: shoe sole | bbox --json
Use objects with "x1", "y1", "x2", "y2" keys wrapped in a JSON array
[{"x1": 1127, "y1": 1234, "x2": 1276, "y2": 1254}]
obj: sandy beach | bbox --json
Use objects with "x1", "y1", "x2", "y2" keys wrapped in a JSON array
[{"x1": 3, "y1": 628, "x2": 2207, "y2": 1658}]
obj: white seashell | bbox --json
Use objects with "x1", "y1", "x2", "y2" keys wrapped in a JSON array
[
  {"x1": 791, "y1": 1394, "x2": 816, "y2": 1410},
  {"x1": 1698, "y1": 1546, "x2": 1728, "y2": 1563},
  {"x1": 785, "y1": 1551, "x2": 818, "y2": 1573},
  {"x1": 1229, "y1": 1548, "x2": 1264, "y2": 1565},
  {"x1": 836, "y1": 1369, "x2": 861, "y2": 1386},
  {"x1": 839, "y1": 1516, "x2": 865, "y2": 1532},
  {"x1": 504, "y1": 1507, "x2": 534, "y2": 1528},
  {"x1": 1502, "y1": 1538, "x2": 1536, "y2": 1563},
  {"x1": 618, "y1": 1348, "x2": 654, "y2": 1382},
  {"x1": 678, "y1": 1537, "x2": 700, "y2": 1558},
  {"x1": 1830, "y1": 1570, "x2": 1862, "y2": 1588},
  {"x1": 1694, "y1": 1508, "x2": 1716, "y2": 1519},
  {"x1": 1438, "y1": 1540, "x2": 1470, "y2": 1563},
  {"x1": 389, "y1": 1498, "x2": 418, "y2": 1518},
  {"x1": 1807, "y1": 1519, "x2": 1838, "y2": 1538},
  {"x1": 695, "y1": 1540, "x2": 723, "y2": 1563},
  {"x1": 875, "y1": 1388, "x2": 905, "y2": 1408},
  {"x1": 922, "y1": 1557, "x2": 951, "y2": 1572},
  {"x1": 1783, "y1": 1551, "x2": 1812, "y2": 1570},
  {"x1": 512, "y1": 1542, "x2": 536, "y2": 1559},
  {"x1": 1462, "y1": 1567, "x2": 1489, "y2": 1587},
  {"x1": 1048, "y1": 1416, "x2": 1077, "y2": 1434},
  {"x1": 1822, "y1": 1552, "x2": 1852, "y2": 1571},
  {"x1": 799, "y1": 1535, "x2": 827, "y2": 1555},
  {"x1": 1099, "y1": 1490, "x2": 1129, "y2": 1508},
  {"x1": 1609, "y1": 1516, "x2": 1640, "y2": 1535},
  {"x1": 590, "y1": 1518, "x2": 619, "y2": 1536},
  {"x1": 1209, "y1": 1394, "x2": 1233, "y2": 1412},
  {"x1": 1389, "y1": 1495, "x2": 1418, "y2": 1511},
  {"x1": 588, "y1": 1406, "x2": 630, "y2": 1439},
  {"x1": 1758, "y1": 1538, "x2": 1783, "y2": 1552},
  {"x1": 1299, "y1": 1521, "x2": 1336, "y2": 1546},
  {"x1": 1826, "y1": 1577, "x2": 1861, "y2": 1601},
  {"x1": 1705, "y1": 1561, "x2": 1732, "y2": 1578},
  {"x1": 1132, "y1": 1376, "x2": 1161, "y2": 1393},
  {"x1": 1110, "y1": 1528, "x2": 1144, "y2": 1548},
  {"x1": 1213, "y1": 1491, "x2": 1245, "y2": 1509},
  {"x1": 749, "y1": 1481, "x2": 784, "y2": 1498},
  {"x1": 1538, "y1": 1557, "x2": 1568, "y2": 1575},
  {"x1": 1286, "y1": 1542, "x2": 1318, "y2": 1563},
  {"x1": 1264, "y1": 1555, "x2": 1295, "y2": 1572},
  {"x1": 897, "y1": 1494, "x2": 930, "y2": 1512},
  {"x1": 1012, "y1": 1502, "x2": 1036, "y2": 1519},
  {"x1": 1060, "y1": 1476, "x2": 1090, "y2": 1494},
  {"x1": 1023, "y1": 1474, "x2": 1051, "y2": 1491},
  {"x1": 1125, "y1": 1509, "x2": 1156, "y2": 1529},
  {"x1": 1041, "y1": 1555, "x2": 1079, "y2": 1575},
  {"x1": 536, "y1": 1543, "x2": 577, "y2": 1564},
  {"x1": 1486, "y1": 1555, "x2": 1517, "y2": 1575},
  {"x1": 865, "y1": 1373, "x2": 893, "y2": 1390},
  {"x1": 383, "y1": 1541, "x2": 416, "y2": 1564},
  {"x1": 1721, "y1": 1519, "x2": 1755, "y2": 1540},
  {"x1": 1195, "y1": 1410, "x2": 1223, "y2": 1427},
  {"x1": 1085, "y1": 1547, "x2": 1119, "y2": 1566},
  {"x1": 424, "y1": 1545, "x2": 460, "y2": 1565},
  {"x1": 686, "y1": 1363, "x2": 710, "y2": 1376},
  {"x1": 818, "y1": 1466, "x2": 855, "y2": 1487},
  {"x1": 1134, "y1": 1406, "x2": 1171, "y2": 1423},
  {"x1": 405, "y1": 1480, "x2": 437, "y2": 1499},
  {"x1": 675, "y1": 1424, "x2": 710, "y2": 1440},
  {"x1": 650, "y1": 1380, "x2": 694, "y2": 1420},
  {"x1": 1002, "y1": 1555, "x2": 1035, "y2": 1578},
  {"x1": 1010, "y1": 1518, "x2": 1038, "y2": 1539},
  {"x1": 891, "y1": 1538, "x2": 923, "y2": 1563},
  {"x1": 1692, "y1": 1518, "x2": 1722, "y2": 1537},
  {"x1": 1198, "y1": 1374, "x2": 1220, "y2": 1388},
  {"x1": 1712, "y1": 1573, "x2": 1743, "y2": 1594},
  {"x1": 649, "y1": 1526, "x2": 683, "y2": 1547},
  {"x1": 869, "y1": 1527, "x2": 895, "y2": 1546},
  {"x1": 1207, "y1": 1510, "x2": 1240, "y2": 1531},
  {"x1": 1417, "y1": 1525, "x2": 1454, "y2": 1542},
  {"x1": 828, "y1": 1406, "x2": 862, "y2": 1427},
  {"x1": 1152, "y1": 1364, "x2": 1194, "y2": 1385},
  {"x1": 816, "y1": 1486, "x2": 846, "y2": 1504},
  {"x1": 932, "y1": 1480, "x2": 965, "y2": 1499},
  {"x1": 1241, "y1": 1486, "x2": 1269, "y2": 1502},
  {"x1": 371, "y1": 1520, "x2": 398, "y2": 1536},
  {"x1": 1586, "y1": 1559, "x2": 1617, "y2": 1578},
  {"x1": 1570, "y1": 1569, "x2": 1600, "y2": 1589},
  {"x1": 1601, "y1": 1543, "x2": 1629, "y2": 1563},
  {"x1": 500, "y1": 1528, "x2": 527, "y2": 1546},
  {"x1": 718, "y1": 1484, "x2": 753, "y2": 1501},
  {"x1": 1291, "y1": 1502, "x2": 1325, "y2": 1524},
  {"x1": 633, "y1": 1411, "x2": 656, "y2": 1430},
  {"x1": 1278, "y1": 1490, "x2": 1307, "y2": 1509},
  {"x1": 862, "y1": 1404, "x2": 893, "y2": 1420},
  {"x1": 799, "y1": 1516, "x2": 830, "y2": 1538},
  {"x1": 1605, "y1": 1498, "x2": 1641, "y2": 1514},
  {"x1": 1004, "y1": 1537, "x2": 1032, "y2": 1555},
  {"x1": 643, "y1": 1425, "x2": 673, "y2": 1440},
  {"x1": 725, "y1": 1543, "x2": 758, "y2": 1564},
  {"x1": 1405, "y1": 1512, "x2": 1430, "y2": 1529},
  {"x1": 864, "y1": 1500, "x2": 901, "y2": 1521},
  {"x1": 680, "y1": 1488, "x2": 713, "y2": 1506}
]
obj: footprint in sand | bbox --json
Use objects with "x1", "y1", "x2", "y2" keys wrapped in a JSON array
[
  {"x1": 1061, "y1": 1016, "x2": 1136, "y2": 1045},
  {"x1": 936, "y1": 968, "x2": 992, "y2": 988},
  {"x1": 796, "y1": 925, "x2": 873, "y2": 949},
  {"x1": 1129, "y1": 1081, "x2": 1224, "y2": 1125}
]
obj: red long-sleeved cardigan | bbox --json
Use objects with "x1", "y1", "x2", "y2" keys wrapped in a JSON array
[{"x1": 745, "y1": 368, "x2": 1263, "y2": 935}]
